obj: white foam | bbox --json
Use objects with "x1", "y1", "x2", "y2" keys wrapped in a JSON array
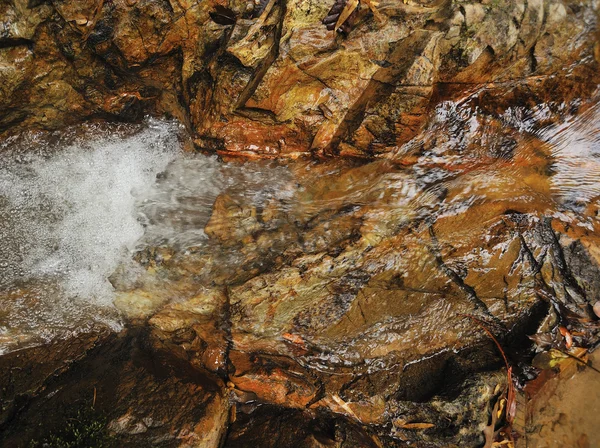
[
  {"x1": 0, "y1": 119, "x2": 184, "y2": 351},
  {"x1": 0, "y1": 119, "x2": 181, "y2": 303}
]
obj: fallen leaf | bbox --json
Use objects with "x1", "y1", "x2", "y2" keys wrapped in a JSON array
[
  {"x1": 505, "y1": 367, "x2": 516, "y2": 424},
  {"x1": 335, "y1": 0, "x2": 359, "y2": 31},
  {"x1": 331, "y1": 394, "x2": 358, "y2": 420},
  {"x1": 528, "y1": 332, "x2": 555, "y2": 350},
  {"x1": 492, "y1": 439, "x2": 515, "y2": 447},
  {"x1": 569, "y1": 346, "x2": 588, "y2": 359},
  {"x1": 594, "y1": 301, "x2": 600, "y2": 318},
  {"x1": 393, "y1": 419, "x2": 434, "y2": 430},
  {"x1": 559, "y1": 326, "x2": 573, "y2": 349},
  {"x1": 483, "y1": 399, "x2": 501, "y2": 448},
  {"x1": 362, "y1": 0, "x2": 385, "y2": 23},
  {"x1": 532, "y1": 349, "x2": 569, "y2": 370}
]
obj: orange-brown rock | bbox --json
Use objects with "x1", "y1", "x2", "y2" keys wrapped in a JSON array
[
  {"x1": 100, "y1": 83, "x2": 600, "y2": 445},
  {"x1": 148, "y1": 288, "x2": 230, "y2": 377},
  {"x1": 1, "y1": 0, "x2": 598, "y2": 157},
  {"x1": 2, "y1": 2, "x2": 600, "y2": 445}
]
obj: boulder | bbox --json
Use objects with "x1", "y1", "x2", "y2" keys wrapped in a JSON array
[{"x1": 0, "y1": 0, "x2": 597, "y2": 157}]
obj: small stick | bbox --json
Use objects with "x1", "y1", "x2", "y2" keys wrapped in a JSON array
[
  {"x1": 461, "y1": 313, "x2": 516, "y2": 423},
  {"x1": 559, "y1": 350, "x2": 600, "y2": 375}
]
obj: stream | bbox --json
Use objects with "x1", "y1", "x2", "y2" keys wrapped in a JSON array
[{"x1": 1, "y1": 89, "x2": 600, "y2": 446}]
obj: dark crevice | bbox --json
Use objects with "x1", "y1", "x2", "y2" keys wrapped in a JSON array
[
  {"x1": 0, "y1": 38, "x2": 33, "y2": 49},
  {"x1": 529, "y1": 43, "x2": 538, "y2": 73},
  {"x1": 518, "y1": 233, "x2": 543, "y2": 275},
  {"x1": 235, "y1": 107, "x2": 278, "y2": 123},
  {"x1": 540, "y1": 218, "x2": 588, "y2": 306},
  {"x1": 210, "y1": 5, "x2": 237, "y2": 25},
  {"x1": 234, "y1": 2, "x2": 286, "y2": 110},
  {"x1": 428, "y1": 226, "x2": 505, "y2": 330}
]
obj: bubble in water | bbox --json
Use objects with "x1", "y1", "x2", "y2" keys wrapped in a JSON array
[{"x1": 0, "y1": 118, "x2": 183, "y2": 352}]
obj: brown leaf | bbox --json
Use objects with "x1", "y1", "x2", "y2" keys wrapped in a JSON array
[
  {"x1": 593, "y1": 301, "x2": 600, "y2": 318},
  {"x1": 323, "y1": 0, "x2": 348, "y2": 30},
  {"x1": 528, "y1": 332, "x2": 555, "y2": 350},
  {"x1": 335, "y1": 0, "x2": 359, "y2": 30},
  {"x1": 559, "y1": 326, "x2": 573, "y2": 349},
  {"x1": 483, "y1": 399, "x2": 501, "y2": 448},
  {"x1": 394, "y1": 419, "x2": 434, "y2": 430}
]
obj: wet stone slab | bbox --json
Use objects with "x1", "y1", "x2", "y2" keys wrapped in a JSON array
[
  {"x1": 2, "y1": 67, "x2": 600, "y2": 448},
  {"x1": 106, "y1": 91, "x2": 600, "y2": 445}
]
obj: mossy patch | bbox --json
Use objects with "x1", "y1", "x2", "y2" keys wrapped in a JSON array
[{"x1": 28, "y1": 406, "x2": 115, "y2": 448}]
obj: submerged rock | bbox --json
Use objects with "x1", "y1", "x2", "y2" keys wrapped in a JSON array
[
  {"x1": 105, "y1": 90, "x2": 600, "y2": 445},
  {"x1": 0, "y1": 1, "x2": 600, "y2": 446}
]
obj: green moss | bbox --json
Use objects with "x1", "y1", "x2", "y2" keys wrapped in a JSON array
[{"x1": 28, "y1": 406, "x2": 115, "y2": 448}]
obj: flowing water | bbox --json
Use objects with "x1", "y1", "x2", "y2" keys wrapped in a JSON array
[
  {"x1": 0, "y1": 90, "x2": 600, "y2": 445},
  {"x1": 0, "y1": 120, "x2": 177, "y2": 351},
  {"x1": 1, "y1": 91, "x2": 599, "y2": 355},
  {"x1": 0, "y1": 119, "x2": 298, "y2": 353}
]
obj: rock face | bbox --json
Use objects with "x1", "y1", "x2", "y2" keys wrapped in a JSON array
[
  {"x1": 6, "y1": 87, "x2": 600, "y2": 445},
  {"x1": 1, "y1": 0, "x2": 598, "y2": 157},
  {"x1": 107, "y1": 82, "x2": 600, "y2": 445},
  {"x1": 1, "y1": 0, "x2": 600, "y2": 447}
]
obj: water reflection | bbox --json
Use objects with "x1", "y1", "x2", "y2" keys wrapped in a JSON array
[{"x1": 544, "y1": 100, "x2": 600, "y2": 206}]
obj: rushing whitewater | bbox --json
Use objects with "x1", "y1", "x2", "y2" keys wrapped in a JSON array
[
  {"x1": 1, "y1": 95, "x2": 598, "y2": 355},
  {"x1": 0, "y1": 120, "x2": 185, "y2": 351},
  {"x1": 0, "y1": 118, "x2": 295, "y2": 353}
]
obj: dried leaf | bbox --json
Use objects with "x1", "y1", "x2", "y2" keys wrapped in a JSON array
[
  {"x1": 334, "y1": 0, "x2": 359, "y2": 31},
  {"x1": 528, "y1": 332, "x2": 555, "y2": 350},
  {"x1": 394, "y1": 421, "x2": 435, "y2": 430},
  {"x1": 362, "y1": 0, "x2": 385, "y2": 23},
  {"x1": 331, "y1": 394, "x2": 359, "y2": 420},
  {"x1": 323, "y1": 0, "x2": 344, "y2": 29},
  {"x1": 496, "y1": 398, "x2": 506, "y2": 419},
  {"x1": 462, "y1": 314, "x2": 517, "y2": 424},
  {"x1": 559, "y1": 326, "x2": 573, "y2": 349},
  {"x1": 483, "y1": 399, "x2": 501, "y2": 448},
  {"x1": 569, "y1": 346, "x2": 588, "y2": 359},
  {"x1": 505, "y1": 367, "x2": 516, "y2": 424},
  {"x1": 492, "y1": 439, "x2": 515, "y2": 447},
  {"x1": 532, "y1": 349, "x2": 569, "y2": 370}
]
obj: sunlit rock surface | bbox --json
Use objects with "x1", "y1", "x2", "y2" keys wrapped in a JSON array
[
  {"x1": 1, "y1": 1, "x2": 600, "y2": 446},
  {"x1": 1, "y1": 0, "x2": 598, "y2": 157},
  {"x1": 4, "y1": 86, "x2": 600, "y2": 446}
]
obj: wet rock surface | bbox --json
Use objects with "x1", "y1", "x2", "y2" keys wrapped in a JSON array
[
  {"x1": 4, "y1": 81, "x2": 599, "y2": 446},
  {"x1": 117, "y1": 75, "x2": 600, "y2": 444},
  {"x1": 0, "y1": 329, "x2": 230, "y2": 447},
  {"x1": 0, "y1": 1, "x2": 599, "y2": 446},
  {"x1": 0, "y1": 0, "x2": 598, "y2": 157}
]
